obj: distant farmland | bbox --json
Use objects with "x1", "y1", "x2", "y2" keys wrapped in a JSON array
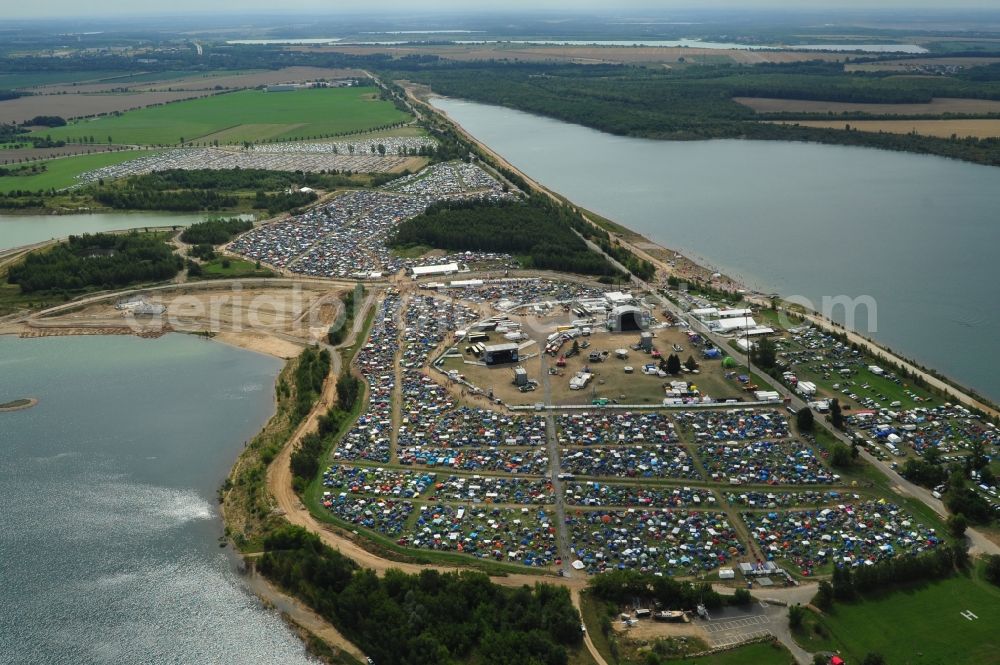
[
  {"x1": 0, "y1": 70, "x2": 128, "y2": 89},
  {"x1": 0, "y1": 90, "x2": 221, "y2": 125},
  {"x1": 33, "y1": 87, "x2": 411, "y2": 146},
  {"x1": 735, "y1": 96, "x2": 1000, "y2": 115},
  {"x1": 32, "y1": 67, "x2": 364, "y2": 95},
  {"x1": 769, "y1": 118, "x2": 1000, "y2": 138}
]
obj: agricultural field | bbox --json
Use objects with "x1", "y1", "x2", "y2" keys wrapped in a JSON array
[
  {"x1": 31, "y1": 86, "x2": 411, "y2": 146},
  {"x1": 31, "y1": 67, "x2": 363, "y2": 95},
  {"x1": 0, "y1": 150, "x2": 150, "y2": 193},
  {"x1": 771, "y1": 119, "x2": 1000, "y2": 139},
  {"x1": 794, "y1": 572, "x2": 1000, "y2": 665},
  {"x1": 735, "y1": 96, "x2": 1000, "y2": 115},
  {"x1": 0, "y1": 70, "x2": 128, "y2": 89},
  {"x1": 0, "y1": 90, "x2": 221, "y2": 125},
  {"x1": 0, "y1": 144, "x2": 123, "y2": 164}
]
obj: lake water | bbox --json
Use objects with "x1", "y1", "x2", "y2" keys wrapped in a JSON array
[
  {"x1": 0, "y1": 335, "x2": 313, "y2": 664},
  {"x1": 433, "y1": 98, "x2": 999, "y2": 401},
  {"x1": 0, "y1": 212, "x2": 205, "y2": 252}
]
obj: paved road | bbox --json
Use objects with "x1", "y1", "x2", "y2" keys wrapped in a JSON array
[{"x1": 705, "y1": 591, "x2": 814, "y2": 664}]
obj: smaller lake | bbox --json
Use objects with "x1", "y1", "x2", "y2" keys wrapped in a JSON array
[
  {"x1": 0, "y1": 212, "x2": 210, "y2": 252},
  {"x1": 453, "y1": 39, "x2": 927, "y2": 53},
  {"x1": 0, "y1": 334, "x2": 312, "y2": 663},
  {"x1": 226, "y1": 38, "x2": 342, "y2": 45}
]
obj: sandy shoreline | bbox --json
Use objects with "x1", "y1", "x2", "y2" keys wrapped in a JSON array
[
  {"x1": 0, "y1": 397, "x2": 38, "y2": 412},
  {"x1": 0, "y1": 327, "x2": 305, "y2": 360}
]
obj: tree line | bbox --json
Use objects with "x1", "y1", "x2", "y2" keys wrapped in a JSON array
[
  {"x1": 819, "y1": 543, "x2": 968, "y2": 608},
  {"x1": 93, "y1": 187, "x2": 239, "y2": 212},
  {"x1": 7, "y1": 232, "x2": 181, "y2": 293},
  {"x1": 292, "y1": 346, "x2": 331, "y2": 421},
  {"x1": 128, "y1": 168, "x2": 365, "y2": 192},
  {"x1": 258, "y1": 525, "x2": 582, "y2": 665}
]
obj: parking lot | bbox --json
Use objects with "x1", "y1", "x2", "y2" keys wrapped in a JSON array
[{"x1": 77, "y1": 146, "x2": 421, "y2": 184}]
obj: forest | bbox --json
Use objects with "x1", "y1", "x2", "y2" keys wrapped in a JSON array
[
  {"x1": 258, "y1": 525, "x2": 582, "y2": 665},
  {"x1": 7, "y1": 232, "x2": 182, "y2": 293},
  {"x1": 92, "y1": 187, "x2": 239, "y2": 212},
  {"x1": 179, "y1": 217, "x2": 253, "y2": 245},
  {"x1": 391, "y1": 195, "x2": 624, "y2": 278}
]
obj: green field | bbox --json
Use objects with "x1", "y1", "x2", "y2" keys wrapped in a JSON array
[
  {"x1": 198, "y1": 257, "x2": 274, "y2": 279},
  {"x1": 0, "y1": 150, "x2": 150, "y2": 193},
  {"x1": 796, "y1": 572, "x2": 1000, "y2": 665},
  {"x1": 663, "y1": 642, "x2": 795, "y2": 665},
  {"x1": 34, "y1": 87, "x2": 411, "y2": 146}
]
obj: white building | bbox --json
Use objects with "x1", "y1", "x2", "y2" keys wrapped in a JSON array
[
  {"x1": 604, "y1": 291, "x2": 633, "y2": 307},
  {"x1": 411, "y1": 262, "x2": 459, "y2": 278},
  {"x1": 712, "y1": 317, "x2": 757, "y2": 333},
  {"x1": 717, "y1": 308, "x2": 752, "y2": 319}
]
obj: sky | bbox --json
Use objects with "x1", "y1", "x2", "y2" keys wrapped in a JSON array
[{"x1": 7, "y1": 0, "x2": 1000, "y2": 18}]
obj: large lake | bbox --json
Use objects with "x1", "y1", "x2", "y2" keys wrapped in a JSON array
[
  {"x1": 0, "y1": 335, "x2": 313, "y2": 664},
  {"x1": 434, "y1": 98, "x2": 999, "y2": 402},
  {"x1": 0, "y1": 212, "x2": 205, "y2": 252}
]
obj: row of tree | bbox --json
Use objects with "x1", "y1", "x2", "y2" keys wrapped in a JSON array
[
  {"x1": 292, "y1": 346, "x2": 330, "y2": 422},
  {"x1": 815, "y1": 543, "x2": 967, "y2": 609}
]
